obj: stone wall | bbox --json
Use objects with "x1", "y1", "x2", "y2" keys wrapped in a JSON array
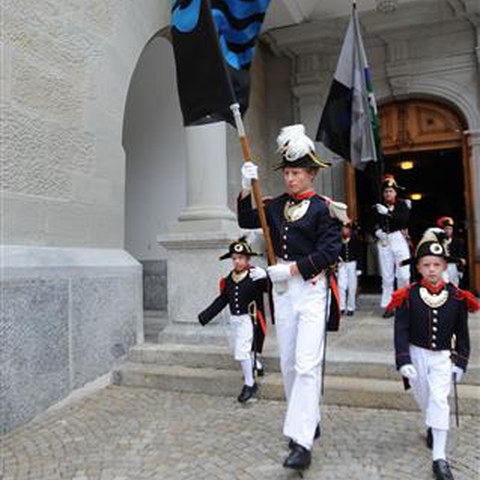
[
  {"x1": 1, "y1": 1, "x2": 172, "y2": 432},
  {"x1": 1, "y1": 246, "x2": 143, "y2": 433},
  {"x1": 1, "y1": 0, "x2": 171, "y2": 246}
]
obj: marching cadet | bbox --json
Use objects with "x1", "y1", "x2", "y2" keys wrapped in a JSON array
[
  {"x1": 388, "y1": 229, "x2": 478, "y2": 480},
  {"x1": 338, "y1": 221, "x2": 363, "y2": 316},
  {"x1": 198, "y1": 238, "x2": 268, "y2": 404},
  {"x1": 374, "y1": 174, "x2": 411, "y2": 318},
  {"x1": 238, "y1": 124, "x2": 343, "y2": 471},
  {"x1": 436, "y1": 216, "x2": 467, "y2": 287}
]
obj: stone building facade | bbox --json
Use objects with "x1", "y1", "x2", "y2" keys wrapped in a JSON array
[{"x1": 1, "y1": 0, "x2": 479, "y2": 432}]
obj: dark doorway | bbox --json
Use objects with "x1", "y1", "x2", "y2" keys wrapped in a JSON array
[
  {"x1": 385, "y1": 148, "x2": 466, "y2": 244},
  {"x1": 355, "y1": 148, "x2": 469, "y2": 291}
]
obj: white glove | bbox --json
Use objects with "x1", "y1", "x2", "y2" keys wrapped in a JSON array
[
  {"x1": 267, "y1": 264, "x2": 292, "y2": 283},
  {"x1": 452, "y1": 365, "x2": 464, "y2": 383},
  {"x1": 241, "y1": 161, "x2": 258, "y2": 191},
  {"x1": 375, "y1": 229, "x2": 387, "y2": 241},
  {"x1": 400, "y1": 364, "x2": 417, "y2": 380},
  {"x1": 356, "y1": 270, "x2": 362, "y2": 276},
  {"x1": 249, "y1": 266, "x2": 267, "y2": 281},
  {"x1": 376, "y1": 203, "x2": 389, "y2": 215}
]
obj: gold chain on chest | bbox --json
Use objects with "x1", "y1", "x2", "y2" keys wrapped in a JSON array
[{"x1": 419, "y1": 287, "x2": 449, "y2": 309}]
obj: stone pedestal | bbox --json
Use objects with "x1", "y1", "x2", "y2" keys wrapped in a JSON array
[
  {"x1": 1, "y1": 245, "x2": 143, "y2": 433},
  {"x1": 158, "y1": 122, "x2": 240, "y2": 324}
]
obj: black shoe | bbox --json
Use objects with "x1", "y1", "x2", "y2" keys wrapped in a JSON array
[
  {"x1": 382, "y1": 309, "x2": 394, "y2": 319},
  {"x1": 283, "y1": 442, "x2": 311, "y2": 471},
  {"x1": 346, "y1": 310, "x2": 354, "y2": 317},
  {"x1": 340, "y1": 310, "x2": 345, "y2": 316},
  {"x1": 426, "y1": 427, "x2": 433, "y2": 450},
  {"x1": 433, "y1": 459, "x2": 454, "y2": 480},
  {"x1": 256, "y1": 366, "x2": 264, "y2": 377},
  {"x1": 237, "y1": 384, "x2": 258, "y2": 403},
  {"x1": 289, "y1": 424, "x2": 320, "y2": 449}
]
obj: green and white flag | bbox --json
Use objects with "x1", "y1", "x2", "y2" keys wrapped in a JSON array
[{"x1": 316, "y1": 3, "x2": 383, "y2": 171}]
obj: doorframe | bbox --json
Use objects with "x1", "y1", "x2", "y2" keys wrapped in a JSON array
[{"x1": 344, "y1": 99, "x2": 478, "y2": 291}]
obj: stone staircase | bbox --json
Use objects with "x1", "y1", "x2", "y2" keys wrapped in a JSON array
[
  {"x1": 114, "y1": 300, "x2": 480, "y2": 414},
  {"x1": 143, "y1": 310, "x2": 168, "y2": 343}
]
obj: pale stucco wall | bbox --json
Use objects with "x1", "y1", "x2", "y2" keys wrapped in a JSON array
[
  {"x1": 0, "y1": 0, "x2": 172, "y2": 433},
  {"x1": 1, "y1": 0, "x2": 172, "y2": 247}
]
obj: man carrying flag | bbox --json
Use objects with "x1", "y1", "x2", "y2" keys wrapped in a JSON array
[{"x1": 238, "y1": 125, "x2": 344, "y2": 472}]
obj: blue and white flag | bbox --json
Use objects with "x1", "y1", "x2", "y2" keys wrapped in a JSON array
[{"x1": 171, "y1": 0, "x2": 270, "y2": 126}]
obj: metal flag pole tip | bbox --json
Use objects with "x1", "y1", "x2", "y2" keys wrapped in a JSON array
[{"x1": 230, "y1": 103, "x2": 245, "y2": 137}]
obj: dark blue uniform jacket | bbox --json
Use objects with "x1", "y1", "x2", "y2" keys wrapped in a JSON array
[
  {"x1": 393, "y1": 282, "x2": 472, "y2": 371},
  {"x1": 237, "y1": 193, "x2": 341, "y2": 280}
]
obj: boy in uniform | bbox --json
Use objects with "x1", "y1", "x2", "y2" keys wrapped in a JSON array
[
  {"x1": 374, "y1": 174, "x2": 411, "y2": 317},
  {"x1": 388, "y1": 230, "x2": 478, "y2": 480},
  {"x1": 198, "y1": 238, "x2": 267, "y2": 403},
  {"x1": 238, "y1": 124, "x2": 343, "y2": 470},
  {"x1": 338, "y1": 221, "x2": 362, "y2": 316}
]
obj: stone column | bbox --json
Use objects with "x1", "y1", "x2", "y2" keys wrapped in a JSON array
[
  {"x1": 157, "y1": 122, "x2": 240, "y2": 326},
  {"x1": 469, "y1": 130, "x2": 480, "y2": 262}
]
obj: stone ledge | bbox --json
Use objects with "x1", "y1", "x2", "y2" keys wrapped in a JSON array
[{"x1": 1, "y1": 244, "x2": 141, "y2": 279}]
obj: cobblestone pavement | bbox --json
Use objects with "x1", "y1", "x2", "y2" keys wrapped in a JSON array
[{"x1": 1, "y1": 386, "x2": 479, "y2": 480}]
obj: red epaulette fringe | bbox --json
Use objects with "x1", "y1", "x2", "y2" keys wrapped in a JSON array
[
  {"x1": 453, "y1": 287, "x2": 480, "y2": 313},
  {"x1": 386, "y1": 286, "x2": 411, "y2": 312},
  {"x1": 219, "y1": 277, "x2": 226, "y2": 293}
]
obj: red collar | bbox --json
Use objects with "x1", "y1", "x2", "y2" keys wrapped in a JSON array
[
  {"x1": 288, "y1": 190, "x2": 316, "y2": 201},
  {"x1": 420, "y1": 278, "x2": 446, "y2": 294}
]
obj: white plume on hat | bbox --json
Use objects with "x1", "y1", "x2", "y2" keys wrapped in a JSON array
[
  {"x1": 276, "y1": 124, "x2": 315, "y2": 162},
  {"x1": 416, "y1": 227, "x2": 448, "y2": 252}
]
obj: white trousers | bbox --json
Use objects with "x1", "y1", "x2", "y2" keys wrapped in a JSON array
[
  {"x1": 338, "y1": 261, "x2": 357, "y2": 312},
  {"x1": 377, "y1": 231, "x2": 411, "y2": 307},
  {"x1": 444, "y1": 263, "x2": 460, "y2": 286},
  {"x1": 409, "y1": 345, "x2": 452, "y2": 431},
  {"x1": 273, "y1": 272, "x2": 327, "y2": 450},
  {"x1": 231, "y1": 314, "x2": 253, "y2": 361}
]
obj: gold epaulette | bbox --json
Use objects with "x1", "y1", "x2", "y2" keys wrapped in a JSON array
[{"x1": 320, "y1": 195, "x2": 349, "y2": 223}]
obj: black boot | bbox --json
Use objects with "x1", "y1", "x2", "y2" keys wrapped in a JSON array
[
  {"x1": 283, "y1": 442, "x2": 311, "y2": 471},
  {"x1": 340, "y1": 310, "x2": 345, "y2": 316},
  {"x1": 289, "y1": 424, "x2": 320, "y2": 449},
  {"x1": 237, "y1": 384, "x2": 258, "y2": 403},
  {"x1": 426, "y1": 427, "x2": 433, "y2": 450},
  {"x1": 382, "y1": 309, "x2": 394, "y2": 318},
  {"x1": 433, "y1": 459, "x2": 454, "y2": 480},
  {"x1": 346, "y1": 310, "x2": 354, "y2": 317}
]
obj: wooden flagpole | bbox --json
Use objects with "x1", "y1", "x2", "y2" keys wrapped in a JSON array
[{"x1": 230, "y1": 103, "x2": 276, "y2": 266}]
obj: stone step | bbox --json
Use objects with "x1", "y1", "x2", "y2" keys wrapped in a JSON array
[
  {"x1": 130, "y1": 342, "x2": 480, "y2": 385},
  {"x1": 112, "y1": 362, "x2": 480, "y2": 415},
  {"x1": 143, "y1": 310, "x2": 168, "y2": 342},
  {"x1": 356, "y1": 293, "x2": 382, "y2": 309}
]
